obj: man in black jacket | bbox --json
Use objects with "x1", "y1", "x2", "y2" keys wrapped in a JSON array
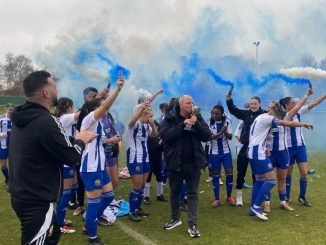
[
  {"x1": 9, "y1": 71, "x2": 96, "y2": 245},
  {"x1": 226, "y1": 94, "x2": 265, "y2": 206},
  {"x1": 160, "y1": 95, "x2": 211, "y2": 238}
]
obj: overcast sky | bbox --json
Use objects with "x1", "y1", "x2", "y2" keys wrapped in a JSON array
[{"x1": 1, "y1": 0, "x2": 326, "y2": 63}]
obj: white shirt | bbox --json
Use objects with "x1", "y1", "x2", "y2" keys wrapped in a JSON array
[
  {"x1": 80, "y1": 111, "x2": 106, "y2": 172},
  {"x1": 127, "y1": 120, "x2": 152, "y2": 164},
  {"x1": 247, "y1": 114, "x2": 279, "y2": 160},
  {"x1": 285, "y1": 105, "x2": 309, "y2": 147},
  {"x1": 234, "y1": 121, "x2": 244, "y2": 156},
  {"x1": 206, "y1": 118, "x2": 232, "y2": 155},
  {"x1": 59, "y1": 113, "x2": 76, "y2": 137}
]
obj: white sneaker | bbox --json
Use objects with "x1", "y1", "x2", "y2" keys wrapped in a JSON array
[
  {"x1": 249, "y1": 207, "x2": 269, "y2": 221},
  {"x1": 206, "y1": 177, "x2": 213, "y2": 183},
  {"x1": 236, "y1": 190, "x2": 243, "y2": 206},
  {"x1": 219, "y1": 179, "x2": 224, "y2": 185}
]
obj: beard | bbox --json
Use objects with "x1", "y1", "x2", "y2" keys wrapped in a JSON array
[{"x1": 51, "y1": 95, "x2": 58, "y2": 107}]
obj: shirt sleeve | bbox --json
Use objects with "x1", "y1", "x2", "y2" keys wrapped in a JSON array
[
  {"x1": 81, "y1": 111, "x2": 97, "y2": 132},
  {"x1": 298, "y1": 105, "x2": 309, "y2": 116},
  {"x1": 60, "y1": 113, "x2": 76, "y2": 128},
  {"x1": 226, "y1": 119, "x2": 233, "y2": 134},
  {"x1": 234, "y1": 121, "x2": 243, "y2": 137}
]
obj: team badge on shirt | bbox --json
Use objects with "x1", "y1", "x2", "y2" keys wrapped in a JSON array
[{"x1": 94, "y1": 179, "x2": 101, "y2": 186}]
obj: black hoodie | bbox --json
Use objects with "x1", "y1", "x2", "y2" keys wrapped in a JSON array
[
  {"x1": 9, "y1": 101, "x2": 85, "y2": 202},
  {"x1": 226, "y1": 98, "x2": 265, "y2": 145}
]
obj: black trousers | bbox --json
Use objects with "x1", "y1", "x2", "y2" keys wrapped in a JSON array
[
  {"x1": 168, "y1": 170, "x2": 200, "y2": 226},
  {"x1": 236, "y1": 145, "x2": 256, "y2": 189},
  {"x1": 11, "y1": 197, "x2": 60, "y2": 245},
  {"x1": 71, "y1": 165, "x2": 85, "y2": 206},
  {"x1": 147, "y1": 159, "x2": 164, "y2": 183}
]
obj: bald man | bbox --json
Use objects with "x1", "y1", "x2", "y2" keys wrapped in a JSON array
[{"x1": 159, "y1": 95, "x2": 211, "y2": 238}]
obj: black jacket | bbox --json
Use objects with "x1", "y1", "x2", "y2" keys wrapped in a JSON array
[
  {"x1": 9, "y1": 101, "x2": 85, "y2": 202},
  {"x1": 226, "y1": 98, "x2": 265, "y2": 145},
  {"x1": 159, "y1": 105, "x2": 211, "y2": 172}
]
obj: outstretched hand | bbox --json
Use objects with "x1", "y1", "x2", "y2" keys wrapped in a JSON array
[
  {"x1": 75, "y1": 129, "x2": 98, "y2": 144},
  {"x1": 303, "y1": 123, "x2": 313, "y2": 130}
]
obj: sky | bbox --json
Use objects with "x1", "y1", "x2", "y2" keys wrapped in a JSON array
[{"x1": 0, "y1": 0, "x2": 325, "y2": 148}]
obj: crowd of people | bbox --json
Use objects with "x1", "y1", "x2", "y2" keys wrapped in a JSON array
[{"x1": 1, "y1": 70, "x2": 325, "y2": 244}]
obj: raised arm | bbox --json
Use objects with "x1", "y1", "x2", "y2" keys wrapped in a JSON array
[
  {"x1": 307, "y1": 94, "x2": 326, "y2": 111},
  {"x1": 128, "y1": 102, "x2": 150, "y2": 128},
  {"x1": 148, "y1": 89, "x2": 163, "y2": 103},
  {"x1": 226, "y1": 98, "x2": 247, "y2": 120},
  {"x1": 94, "y1": 78, "x2": 124, "y2": 121},
  {"x1": 277, "y1": 119, "x2": 313, "y2": 129},
  {"x1": 287, "y1": 88, "x2": 313, "y2": 120}
]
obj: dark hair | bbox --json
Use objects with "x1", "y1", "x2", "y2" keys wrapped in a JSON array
[
  {"x1": 54, "y1": 97, "x2": 73, "y2": 117},
  {"x1": 271, "y1": 102, "x2": 287, "y2": 119},
  {"x1": 159, "y1": 103, "x2": 168, "y2": 112},
  {"x1": 250, "y1": 96, "x2": 261, "y2": 104},
  {"x1": 83, "y1": 87, "x2": 98, "y2": 96},
  {"x1": 279, "y1": 97, "x2": 292, "y2": 109},
  {"x1": 23, "y1": 71, "x2": 52, "y2": 97},
  {"x1": 76, "y1": 98, "x2": 102, "y2": 130},
  {"x1": 210, "y1": 104, "x2": 226, "y2": 126}
]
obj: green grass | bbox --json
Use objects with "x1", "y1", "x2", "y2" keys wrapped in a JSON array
[
  {"x1": 1, "y1": 103, "x2": 325, "y2": 244},
  {"x1": 1, "y1": 152, "x2": 326, "y2": 244}
]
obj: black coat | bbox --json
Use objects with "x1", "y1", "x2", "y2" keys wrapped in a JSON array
[
  {"x1": 159, "y1": 105, "x2": 211, "y2": 172},
  {"x1": 226, "y1": 98, "x2": 265, "y2": 145},
  {"x1": 9, "y1": 101, "x2": 85, "y2": 202}
]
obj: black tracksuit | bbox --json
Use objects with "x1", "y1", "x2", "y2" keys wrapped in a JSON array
[
  {"x1": 9, "y1": 101, "x2": 85, "y2": 245},
  {"x1": 160, "y1": 105, "x2": 211, "y2": 226},
  {"x1": 226, "y1": 98, "x2": 265, "y2": 189}
]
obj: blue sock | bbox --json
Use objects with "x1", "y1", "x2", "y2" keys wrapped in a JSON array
[
  {"x1": 129, "y1": 189, "x2": 141, "y2": 213},
  {"x1": 1, "y1": 167, "x2": 9, "y2": 182},
  {"x1": 212, "y1": 175, "x2": 220, "y2": 200},
  {"x1": 279, "y1": 190, "x2": 287, "y2": 202},
  {"x1": 137, "y1": 187, "x2": 144, "y2": 210},
  {"x1": 251, "y1": 177, "x2": 265, "y2": 206},
  {"x1": 286, "y1": 175, "x2": 292, "y2": 200},
  {"x1": 264, "y1": 192, "x2": 271, "y2": 202},
  {"x1": 253, "y1": 179, "x2": 276, "y2": 208},
  {"x1": 56, "y1": 189, "x2": 71, "y2": 226},
  {"x1": 98, "y1": 191, "x2": 114, "y2": 218},
  {"x1": 226, "y1": 174, "x2": 233, "y2": 197},
  {"x1": 86, "y1": 197, "x2": 101, "y2": 238},
  {"x1": 299, "y1": 177, "x2": 307, "y2": 198},
  {"x1": 180, "y1": 180, "x2": 187, "y2": 201}
]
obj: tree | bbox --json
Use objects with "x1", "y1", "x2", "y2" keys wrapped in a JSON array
[
  {"x1": 1, "y1": 53, "x2": 34, "y2": 88},
  {"x1": 299, "y1": 54, "x2": 318, "y2": 68}
]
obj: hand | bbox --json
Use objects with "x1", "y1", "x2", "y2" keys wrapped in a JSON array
[
  {"x1": 158, "y1": 89, "x2": 163, "y2": 94},
  {"x1": 303, "y1": 123, "x2": 313, "y2": 130},
  {"x1": 75, "y1": 130, "x2": 98, "y2": 144},
  {"x1": 267, "y1": 133, "x2": 273, "y2": 140},
  {"x1": 189, "y1": 115, "x2": 197, "y2": 124},
  {"x1": 265, "y1": 149, "x2": 271, "y2": 157},
  {"x1": 148, "y1": 118, "x2": 155, "y2": 125},
  {"x1": 0, "y1": 133, "x2": 6, "y2": 139},
  {"x1": 226, "y1": 92, "x2": 232, "y2": 101},
  {"x1": 117, "y1": 77, "x2": 124, "y2": 90},
  {"x1": 109, "y1": 135, "x2": 121, "y2": 144},
  {"x1": 306, "y1": 88, "x2": 314, "y2": 97},
  {"x1": 184, "y1": 118, "x2": 195, "y2": 126}
]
